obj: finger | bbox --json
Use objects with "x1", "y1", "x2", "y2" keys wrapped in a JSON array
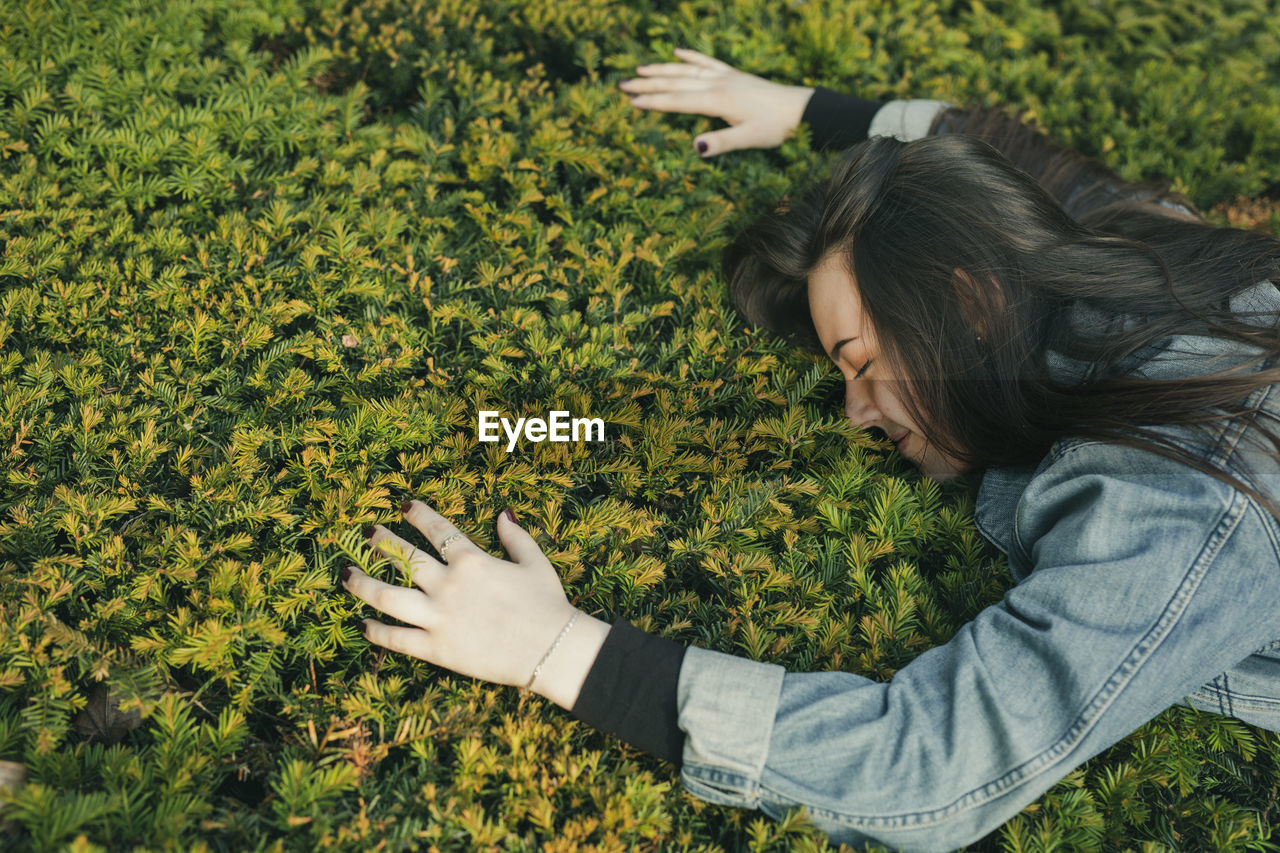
[
  {"x1": 343, "y1": 566, "x2": 437, "y2": 629},
  {"x1": 633, "y1": 60, "x2": 718, "y2": 80},
  {"x1": 628, "y1": 89, "x2": 725, "y2": 117},
  {"x1": 359, "y1": 618, "x2": 434, "y2": 660},
  {"x1": 496, "y1": 510, "x2": 544, "y2": 565},
  {"x1": 365, "y1": 523, "x2": 446, "y2": 590},
  {"x1": 398, "y1": 500, "x2": 482, "y2": 561},
  {"x1": 671, "y1": 47, "x2": 734, "y2": 71},
  {"x1": 694, "y1": 123, "x2": 761, "y2": 157},
  {"x1": 619, "y1": 76, "x2": 718, "y2": 95},
  {"x1": 637, "y1": 49, "x2": 731, "y2": 76},
  {"x1": 633, "y1": 61, "x2": 697, "y2": 77}
]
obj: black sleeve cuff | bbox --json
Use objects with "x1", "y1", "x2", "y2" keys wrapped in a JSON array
[
  {"x1": 800, "y1": 85, "x2": 884, "y2": 151},
  {"x1": 569, "y1": 620, "x2": 687, "y2": 766}
]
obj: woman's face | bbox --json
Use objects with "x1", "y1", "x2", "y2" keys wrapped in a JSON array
[{"x1": 807, "y1": 251, "x2": 968, "y2": 481}]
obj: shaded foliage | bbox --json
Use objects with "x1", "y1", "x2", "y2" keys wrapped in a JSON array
[{"x1": 0, "y1": 0, "x2": 1277, "y2": 849}]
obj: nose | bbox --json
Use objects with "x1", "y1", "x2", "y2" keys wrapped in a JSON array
[{"x1": 844, "y1": 378, "x2": 881, "y2": 429}]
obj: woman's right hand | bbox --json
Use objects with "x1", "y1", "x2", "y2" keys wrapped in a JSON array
[{"x1": 617, "y1": 48, "x2": 815, "y2": 158}]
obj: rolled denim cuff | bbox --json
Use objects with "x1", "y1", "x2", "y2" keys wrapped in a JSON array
[
  {"x1": 867, "y1": 99, "x2": 953, "y2": 141},
  {"x1": 676, "y1": 646, "x2": 786, "y2": 808}
]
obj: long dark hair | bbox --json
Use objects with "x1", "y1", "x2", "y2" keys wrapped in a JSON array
[{"x1": 723, "y1": 108, "x2": 1280, "y2": 518}]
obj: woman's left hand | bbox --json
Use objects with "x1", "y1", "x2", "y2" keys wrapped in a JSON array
[
  {"x1": 618, "y1": 47, "x2": 815, "y2": 158},
  {"x1": 341, "y1": 500, "x2": 611, "y2": 708}
]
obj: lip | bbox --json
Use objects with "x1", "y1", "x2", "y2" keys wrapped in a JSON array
[{"x1": 890, "y1": 430, "x2": 910, "y2": 450}]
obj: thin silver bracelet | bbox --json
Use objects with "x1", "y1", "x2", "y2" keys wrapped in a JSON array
[{"x1": 521, "y1": 610, "x2": 580, "y2": 697}]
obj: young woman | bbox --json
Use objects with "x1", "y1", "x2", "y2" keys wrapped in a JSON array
[{"x1": 340, "y1": 49, "x2": 1280, "y2": 851}]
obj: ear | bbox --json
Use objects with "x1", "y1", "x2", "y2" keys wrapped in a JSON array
[{"x1": 952, "y1": 268, "x2": 1006, "y2": 341}]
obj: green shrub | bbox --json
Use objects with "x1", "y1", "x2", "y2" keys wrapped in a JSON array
[{"x1": 0, "y1": 0, "x2": 1277, "y2": 849}]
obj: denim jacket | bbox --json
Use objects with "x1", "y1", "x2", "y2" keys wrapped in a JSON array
[{"x1": 658, "y1": 95, "x2": 1280, "y2": 851}]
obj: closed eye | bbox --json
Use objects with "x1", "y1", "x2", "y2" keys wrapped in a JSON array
[{"x1": 854, "y1": 360, "x2": 872, "y2": 379}]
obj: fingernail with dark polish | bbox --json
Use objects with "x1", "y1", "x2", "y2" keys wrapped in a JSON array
[
  {"x1": 357, "y1": 620, "x2": 368, "y2": 636},
  {"x1": 340, "y1": 565, "x2": 352, "y2": 583},
  {"x1": 696, "y1": 140, "x2": 708, "y2": 155},
  {"x1": 362, "y1": 525, "x2": 376, "y2": 539},
  {"x1": 401, "y1": 500, "x2": 412, "y2": 515},
  {"x1": 503, "y1": 509, "x2": 516, "y2": 523}
]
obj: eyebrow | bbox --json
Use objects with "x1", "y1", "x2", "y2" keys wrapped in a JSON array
[{"x1": 829, "y1": 336, "x2": 858, "y2": 363}]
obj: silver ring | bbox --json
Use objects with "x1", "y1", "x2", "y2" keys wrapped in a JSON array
[{"x1": 438, "y1": 531, "x2": 466, "y2": 558}]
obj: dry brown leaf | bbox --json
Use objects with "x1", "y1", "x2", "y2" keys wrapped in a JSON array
[
  {"x1": 0, "y1": 761, "x2": 25, "y2": 791},
  {"x1": 1211, "y1": 195, "x2": 1280, "y2": 233},
  {"x1": 74, "y1": 685, "x2": 144, "y2": 744},
  {"x1": 0, "y1": 759, "x2": 27, "y2": 830}
]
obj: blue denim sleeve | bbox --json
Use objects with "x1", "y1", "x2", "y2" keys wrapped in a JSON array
[{"x1": 676, "y1": 443, "x2": 1280, "y2": 852}]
